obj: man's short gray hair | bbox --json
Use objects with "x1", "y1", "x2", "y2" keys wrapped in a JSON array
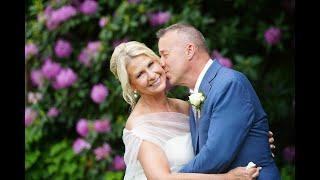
[{"x1": 156, "y1": 23, "x2": 209, "y2": 53}]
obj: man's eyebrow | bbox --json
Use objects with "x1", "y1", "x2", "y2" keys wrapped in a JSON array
[{"x1": 159, "y1": 50, "x2": 168, "y2": 54}]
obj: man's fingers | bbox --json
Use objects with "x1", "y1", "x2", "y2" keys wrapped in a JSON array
[
  {"x1": 269, "y1": 131, "x2": 273, "y2": 137},
  {"x1": 270, "y1": 144, "x2": 276, "y2": 149},
  {"x1": 269, "y1": 137, "x2": 274, "y2": 143}
]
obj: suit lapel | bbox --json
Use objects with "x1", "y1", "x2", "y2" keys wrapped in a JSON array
[
  {"x1": 198, "y1": 59, "x2": 222, "y2": 97},
  {"x1": 188, "y1": 106, "x2": 197, "y2": 153},
  {"x1": 194, "y1": 59, "x2": 222, "y2": 153}
]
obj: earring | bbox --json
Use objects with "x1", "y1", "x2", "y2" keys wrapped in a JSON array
[{"x1": 133, "y1": 90, "x2": 139, "y2": 99}]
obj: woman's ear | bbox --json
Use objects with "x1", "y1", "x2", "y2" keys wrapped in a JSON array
[{"x1": 128, "y1": 79, "x2": 134, "y2": 90}]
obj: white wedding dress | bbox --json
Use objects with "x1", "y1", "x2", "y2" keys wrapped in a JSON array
[{"x1": 122, "y1": 112, "x2": 195, "y2": 180}]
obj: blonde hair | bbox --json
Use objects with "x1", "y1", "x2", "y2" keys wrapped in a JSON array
[{"x1": 110, "y1": 41, "x2": 160, "y2": 108}]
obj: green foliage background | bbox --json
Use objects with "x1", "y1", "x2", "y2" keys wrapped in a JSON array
[{"x1": 25, "y1": 0, "x2": 294, "y2": 179}]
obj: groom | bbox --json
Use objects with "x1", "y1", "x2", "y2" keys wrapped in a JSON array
[{"x1": 157, "y1": 23, "x2": 280, "y2": 179}]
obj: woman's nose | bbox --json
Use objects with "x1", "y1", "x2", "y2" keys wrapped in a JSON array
[{"x1": 146, "y1": 70, "x2": 156, "y2": 80}]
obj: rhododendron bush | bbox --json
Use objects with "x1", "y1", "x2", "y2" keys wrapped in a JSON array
[{"x1": 26, "y1": 0, "x2": 294, "y2": 179}]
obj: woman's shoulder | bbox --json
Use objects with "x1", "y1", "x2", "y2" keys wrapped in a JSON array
[
  {"x1": 126, "y1": 101, "x2": 151, "y2": 130},
  {"x1": 126, "y1": 108, "x2": 144, "y2": 130},
  {"x1": 169, "y1": 98, "x2": 190, "y2": 115}
]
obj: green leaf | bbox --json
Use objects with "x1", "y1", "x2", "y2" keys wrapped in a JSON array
[
  {"x1": 50, "y1": 141, "x2": 67, "y2": 157},
  {"x1": 25, "y1": 150, "x2": 40, "y2": 169},
  {"x1": 62, "y1": 162, "x2": 77, "y2": 175},
  {"x1": 48, "y1": 164, "x2": 59, "y2": 175},
  {"x1": 63, "y1": 149, "x2": 75, "y2": 161},
  {"x1": 234, "y1": 55, "x2": 244, "y2": 63},
  {"x1": 104, "y1": 171, "x2": 124, "y2": 180}
]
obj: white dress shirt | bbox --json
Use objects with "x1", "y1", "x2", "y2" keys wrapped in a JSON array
[{"x1": 189, "y1": 59, "x2": 213, "y2": 121}]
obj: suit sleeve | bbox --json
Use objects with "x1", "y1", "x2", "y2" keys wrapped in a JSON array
[{"x1": 179, "y1": 80, "x2": 255, "y2": 173}]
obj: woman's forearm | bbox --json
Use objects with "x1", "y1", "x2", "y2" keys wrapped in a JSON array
[
  {"x1": 162, "y1": 172, "x2": 228, "y2": 180},
  {"x1": 138, "y1": 141, "x2": 233, "y2": 180}
]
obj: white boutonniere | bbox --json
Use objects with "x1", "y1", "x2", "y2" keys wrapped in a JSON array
[{"x1": 188, "y1": 92, "x2": 205, "y2": 111}]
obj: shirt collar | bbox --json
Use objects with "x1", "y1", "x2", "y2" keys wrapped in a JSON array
[{"x1": 189, "y1": 59, "x2": 213, "y2": 94}]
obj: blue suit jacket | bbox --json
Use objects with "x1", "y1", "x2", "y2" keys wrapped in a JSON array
[{"x1": 179, "y1": 59, "x2": 280, "y2": 179}]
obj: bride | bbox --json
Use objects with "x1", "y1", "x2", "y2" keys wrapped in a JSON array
[{"x1": 110, "y1": 41, "x2": 261, "y2": 179}]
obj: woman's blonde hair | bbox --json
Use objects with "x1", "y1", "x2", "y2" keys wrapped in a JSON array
[{"x1": 110, "y1": 41, "x2": 160, "y2": 108}]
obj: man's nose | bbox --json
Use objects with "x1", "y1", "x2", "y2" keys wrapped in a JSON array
[{"x1": 159, "y1": 57, "x2": 165, "y2": 68}]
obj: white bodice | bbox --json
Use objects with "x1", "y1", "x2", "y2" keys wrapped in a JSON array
[
  {"x1": 129, "y1": 133, "x2": 195, "y2": 180},
  {"x1": 164, "y1": 133, "x2": 195, "y2": 172},
  {"x1": 122, "y1": 112, "x2": 194, "y2": 180}
]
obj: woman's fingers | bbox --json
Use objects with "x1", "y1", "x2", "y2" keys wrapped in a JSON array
[
  {"x1": 246, "y1": 167, "x2": 257, "y2": 176},
  {"x1": 251, "y1": 167, "x2": 262, "y2": 178}
]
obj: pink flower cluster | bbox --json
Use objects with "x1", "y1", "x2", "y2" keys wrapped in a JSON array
[
  {"x1": 55, "y1": 39, "x2": 73, "y2": 58},
  {"x1": 72, "y1": 138, "x2": 91, "y2": 154},
  {"x1": 73, "y1": 118, "x2": 112, "y2": 155},
  {"x1": 47, "y1": 107, "x2": 59, "y2": 117},
  {"x1": 76, "y1": 118, "x2": 111, "y2": 137},
  {"x1": 30, "y1": 57, "x2": 77, "y2": 90},
  {"x1": 264, "y1": 27, "x2": 282, "y2": 45},
  {"x1": 45, "y1": 5, "x2": 77, "y2": 30},
  {"x1": 44, "y1": 1, "x2": 98, "y2": 30},
  {"x1": 30, "y1": 69, "x2": 45, "y2": 87},
  {"x1": 282, "y1": 146, "x2": 295, "y2": 163},
  {"x1": 25, "y1": 43, "x2": 38, "y2": 59},
  {"x1": 25, "y1": 108, "x2": 37, "y2": 127},
  {"x1": 94, "y1": 119, "x2": 111, "y2": 133},
  {"x1": 99, "y1": 17, "x2": 109, "y2": 27},
  {"x1": 211, "y1": 50, "x2": 233, "y2": 68},
  {"x1": 112, "y1": 155, "x2": 126, "y2": 170},
  {"x1": 79, "y1": 0, "x2": 98, "y2": 15},
  {"x1": 53, "y1": 68, "x2": 78, "y2": 89},
  {"x1": 149, "y1": 11, "x2": 171, "y2": 26},
  {"x1": 76, "y1": 119, "x2": 89, "y2": 137},
  {"x1": 94, "y1": 143, "x2": 111, "y2": 160},
  {"x1": 91, "y1": 84, "x2": 108, "y2": 104},
  {"x1": 78, "y1": 41, "x2": 101, "y2": 67},
  {"x1": 41, "y1": 58, "x2": 62, "y2": 79}
]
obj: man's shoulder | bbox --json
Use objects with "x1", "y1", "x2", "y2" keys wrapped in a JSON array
[
  {"x1": 217, "y1": 67, "x2": 246, "y2": 81},
  {"x1": 208, "y1": 68, "x2": 239, "y2": 86},
  {"x1": 208, "y1": 67, "x2": 250, "y2": 94}
]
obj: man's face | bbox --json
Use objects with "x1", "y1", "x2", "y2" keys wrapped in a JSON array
[{"x1": 158, "y1": 31, "x2": 188, "y2": 86}]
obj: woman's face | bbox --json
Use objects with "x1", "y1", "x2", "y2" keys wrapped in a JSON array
[{"x1": 127, "y1": 55, "x2": 167, "y2": 96}]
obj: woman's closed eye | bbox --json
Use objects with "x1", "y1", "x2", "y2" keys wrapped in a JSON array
[
  {"x1": 137, "y1": 72, "x2": 143, "y2": 78},
  {"x1": 148, "y1": 61, "x2": 154, "y2": 67}
]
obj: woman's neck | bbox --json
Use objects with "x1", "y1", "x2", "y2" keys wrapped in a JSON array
[{"x1": 139, "y1": 93, "x2": 172, "y2": 112}]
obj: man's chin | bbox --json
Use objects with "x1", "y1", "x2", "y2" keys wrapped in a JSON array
[{"x1": 165, "y1": 78, "x2": 175, "y2": 91}]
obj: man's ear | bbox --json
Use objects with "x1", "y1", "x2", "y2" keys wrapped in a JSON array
[{"x1": 185, "y1": 43, "x2": 195, "y2": 60}]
